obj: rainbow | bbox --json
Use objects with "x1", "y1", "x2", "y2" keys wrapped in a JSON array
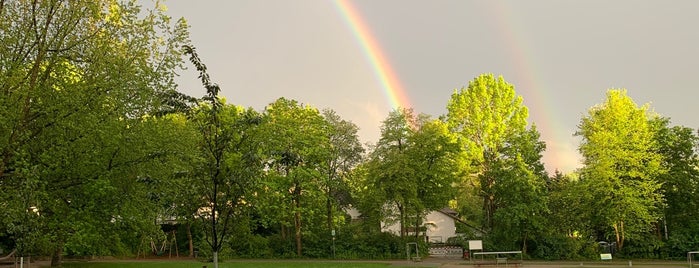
[
  {"x1": 334, "y1": 0, "x2": 411, "y2": 110},
  {"x1": 484, "y1": 1, "x2": 579, "y2": 173}
]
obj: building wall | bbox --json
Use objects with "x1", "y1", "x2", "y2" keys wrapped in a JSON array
[
  {"x1": 424, "y1": 211, "x2": 456, "y2": 243},
  {"x1": 379, "y1": 210, "x2": 457, "y2": 243}
]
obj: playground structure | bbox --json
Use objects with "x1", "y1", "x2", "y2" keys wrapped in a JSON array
[
  {"x1": 406, "y1": 242, "x2": 420, "y2": 262},
  {"x1": 690, "y1": 251, "x2": 699, "y2": 268},
  {"x1": 0, "y1": 249, "x2": 17, "y2": 264},
  {"x1": 137, "y1": 229, "x2": 180, "y2": 258},
  {"x1": 0, "y1": 249, "x2": 33, "y2": 268}
]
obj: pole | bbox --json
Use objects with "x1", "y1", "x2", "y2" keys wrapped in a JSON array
[{"x1": 331, "y1": 229, "x2": 336, "y2": 259}]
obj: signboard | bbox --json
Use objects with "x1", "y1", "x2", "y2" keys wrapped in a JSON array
[
  {"x1": 600, "y1": 253, "x2": 612, "y2": 260},
  {"x1": 468, "y1": 240, "x2": 483, "y2": 251}
]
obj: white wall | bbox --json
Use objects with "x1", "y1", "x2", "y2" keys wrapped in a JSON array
[
  {"x1": 424, "y1": 211, "x2": 456, "y2": 243},
  {"x1": 379, "y1": 210, "x2": 457, "y2": 243}
]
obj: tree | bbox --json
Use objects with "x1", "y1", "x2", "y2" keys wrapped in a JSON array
[
  {"x1": 445, "y1": 74, "x2": 548, "y2": 251},
  {"x1": 404, "y1": 117, "x2": 461, "y2": 238},
  {"x1": 363, "y1": 108, "x2": 417, "y2": 238},
  {"x1": 260, "y1": 98, "x2": 329, "y2": 256},
  {"x1": 0, "y1": 1, "x2": 189, "y2": 265},
  {"x1": 654, "y1": 120, "x2": 699, "y2": 253},
  {"x1": 320, "y1": 110, "x2": 364, "y2": 231},
  {"x1": 361, "y1": 108, "x2": 459, "y2": 239},
  {"x1": 183, "y1": 46, "x2": 263, "y2": 268},
  {"x1": 576, "y1": 89, "x2": 664, "y2": 252}
]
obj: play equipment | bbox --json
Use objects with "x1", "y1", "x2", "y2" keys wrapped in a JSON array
[{"x1": 406, "y1": 242, "x2": 420, "y2": 262}]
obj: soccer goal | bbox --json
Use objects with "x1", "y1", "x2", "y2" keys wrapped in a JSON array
[
  {"x1": 406, "y1": 242, "x2": 420, "y2": 261},
  {"x1": 689, "y1": 251, "x2": 699, "y2": 268}
]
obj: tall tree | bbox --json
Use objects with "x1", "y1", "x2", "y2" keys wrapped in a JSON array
[
  {"x1": 654, "y1": 120, "x2": 699, "y2": 249},
  {"x1": 404, "y1": 118, "x2": 461, "y2": 238},
  {"x1": 362, "y1": 109, "x2": 459, "y2": 238},
  {"x1": 445, "y1": 74, "x2": 545, "y2": 236},
  {"x1": 364, "y1": 108, "x2": 417, "y2": 238},
  {"x1": 184, "y1": 45, "x2": 263, "y2": 268},
  {"x1": 576, "y1": 89, "x2": 664, "y2": 251},
  {"x1": 0, "y1": 1, "x2": 189, "y2": 265},
  {"x1": 261, "y1": 98, "x2": 328, "y2": 256},
  {"x1": 320, "y1": 110, "x2": 364, "y2": 231}
]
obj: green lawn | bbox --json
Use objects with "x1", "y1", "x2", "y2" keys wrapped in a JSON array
[{"x1": 60, "y1": 260, "x2": 412, "y2": 268}]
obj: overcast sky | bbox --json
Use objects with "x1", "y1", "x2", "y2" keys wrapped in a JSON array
[{"x1": 157, "y1": 0, "x2": 699, "y2": 174}]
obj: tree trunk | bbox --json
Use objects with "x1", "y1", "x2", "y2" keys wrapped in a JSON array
[
  {"x1": 613, "y1": 220, "x2": 625, "y2": 252},
  {"x1": 618, "y1": 220, "x2": 625, "y2": 251},
  {"x1": 281, "y1": 224, "x2": 287, "y2": 240},
  {"x1": 294, "y1": 194, "x2": 302, "y2": 256},
  {"x1": 213, "y1": 251, "x2": 218, "y2": 268},
  {"x1": 398, "y1": 204, "x2": 405, "y2": 238},
  {"x1": 50, "y1": 242, "x2": 63, "y2": 267},
  {"x1": 326, "y1": 190, "x2": 333, "y2": 230},
  {"x1": 187, "y1": 222, "x2": 194, "y2": 258},
  {"x1": 415, "y1": 216, "x2": 420, "y2": 239}
]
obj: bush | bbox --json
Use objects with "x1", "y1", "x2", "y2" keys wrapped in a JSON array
[{"x1": 528, "y1": 234, "x2": 597, "y2": 260}]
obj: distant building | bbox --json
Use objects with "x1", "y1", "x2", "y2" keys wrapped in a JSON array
[{"x1": 347, "y1": 206, "x2": 482, "y2": 243}]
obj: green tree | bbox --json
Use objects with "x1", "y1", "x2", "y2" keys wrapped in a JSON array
[
  {"x1": 183, "y1": 46, "x2": 263, "y2": 268},
  {"x1": 260, "y1": 98, "x2": 329, "y2": 256},
  {"x1": 576, "y1": 89, "x2": 664, "y2": 252},
  {"x1": 404, "y1": 118, "x2": 461, "y2": 238},
  {"x1": 0, "y1": 1, "x2": 189, "y2": 265},
  {"x1": 445, "y1": 74, "x2": 548, "y2": 251},
  {"x1": 490, "y1": 126, "x2": 548, "y2": 251},
  {"x1": 654, "y1": 120, "x2": 699, "y2": 253},
  {"x1": 363, "y1": 108, "x2": 417, "y2": 238},
  {"x1": 320, "y1": 110, "x2": 364, "y2": 231},
  {"x1": 361, "y1": 109, "x2": 459, "y2": 239}
]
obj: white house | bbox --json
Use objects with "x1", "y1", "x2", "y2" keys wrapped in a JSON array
[
  {"x1": 346, "y1": 206, "x2": 482, "y2": 244},
  {"x1": 380, "y1": 208, "x2": 461, "y2": 243}
]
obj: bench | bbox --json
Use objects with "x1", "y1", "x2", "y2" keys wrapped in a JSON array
[
  {"x1": 472, "y1": 251, "x2": 523, "y2": 267},
  {"x1": 473, "y1": 259, "x2": 522, "y2": 267}
]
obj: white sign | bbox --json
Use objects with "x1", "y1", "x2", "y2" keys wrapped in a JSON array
[
  {"x1": 468, "y1": 240, "x2": 483, "y2": 251},
  {"x1": 600, "y1": 253, "x2": 612, "y2": 260}
]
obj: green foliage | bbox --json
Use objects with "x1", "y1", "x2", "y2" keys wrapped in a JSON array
[
  {"x1": 528, "y1": 234, "x2": 598, "y2": 260},
  {"x1": 182, "y1": 44, "x2": 266, "y2": 268},
  {"x1": 0, "y1": 1, "x2": 190, "y2": 265},
  {"x1": 446, "y1": 74, "x2": 548, "y2": 253},
  {"x1": 359, "y1": 108, "x2": 459, "y2": 240},
  {"x1": 576, "y1": 89, "x2": 665, "y2": 252},
  {"x1": 256, "y1": 98, "x2": 331, "y2": 257}
]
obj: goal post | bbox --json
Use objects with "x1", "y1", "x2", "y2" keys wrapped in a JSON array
[
  {"x1": 689, "y1": 251, "x2": 699, "y2": 268},
  {"x1": 406, "y1": 242, "x2": 419, "y2": 261}
]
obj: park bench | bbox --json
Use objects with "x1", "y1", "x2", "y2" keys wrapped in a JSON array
[
  {"x1": 473, "y1": 259, "x2": 522, "y2": 267},
  {"x1": 472, "y1": 251, "x2": 523, "y2": 267}
]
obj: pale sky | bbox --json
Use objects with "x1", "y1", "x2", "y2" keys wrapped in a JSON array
[{"x1": 157, "y1": 0, "x2": 699, "y2": 174}]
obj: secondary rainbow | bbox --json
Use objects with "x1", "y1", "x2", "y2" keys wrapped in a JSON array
[
  {"x1": 485, "y1": 1, "x2": 579, "y2": 172},
  {"x1": 334, "y1": 0, "x2": 411, "y2": 110}
]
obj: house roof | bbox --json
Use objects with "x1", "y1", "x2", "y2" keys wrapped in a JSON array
[{"x1": 436, "y1": 208, "x2": 487, "y2": 234}]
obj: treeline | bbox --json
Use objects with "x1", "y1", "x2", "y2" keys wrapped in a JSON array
[{"x1": 1, "y1": 1, "x2": 698, "y2": 267}]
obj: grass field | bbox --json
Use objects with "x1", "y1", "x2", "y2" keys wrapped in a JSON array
[
  {"x1": 59, "y1": 260, "x2": 414, "y2": 268},
  {"x1": 49, "y1": 259, "x2": 694, "y2": 268}
]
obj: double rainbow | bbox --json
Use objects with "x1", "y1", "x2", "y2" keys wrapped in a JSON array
[{"x1": 335, "y1": 0, "x2": 574, "y2": 172}]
